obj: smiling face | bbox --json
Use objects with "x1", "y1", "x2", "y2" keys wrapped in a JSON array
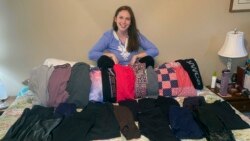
[{"x1": 114, "y1": 10, "x2": 131, "y2": 33}]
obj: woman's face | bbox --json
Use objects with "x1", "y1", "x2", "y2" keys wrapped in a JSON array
[{"x1": 114, "y1": 10, "x2": 131, "y2": 33}]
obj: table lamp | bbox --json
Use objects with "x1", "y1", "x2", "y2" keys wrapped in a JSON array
[{"x1": 218, "y1": 29, "x2": 248, "y2": 71}]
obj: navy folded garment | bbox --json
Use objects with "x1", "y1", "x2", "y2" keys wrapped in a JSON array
[
  {"x1": 169, "y1": 106, "x2": 203, "y2": 139},
  {"x1": 54, "y1": 103, "x2": 77, "y2": 118},
  {"x1": 183, "y1": 96, "x2": 206, "y2": 111}
]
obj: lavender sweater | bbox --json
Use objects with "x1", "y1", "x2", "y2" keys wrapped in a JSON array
[{"x1": 88, "y1": 30, "x2": 159, "y2": 65}]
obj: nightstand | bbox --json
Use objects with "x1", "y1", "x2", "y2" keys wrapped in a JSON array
[
  {"x1": 207, "y1": 86, "x2": 250, "y2": 112},
  {"x1": 0, "y1": 96, "x2": 16, "y2": 115}
]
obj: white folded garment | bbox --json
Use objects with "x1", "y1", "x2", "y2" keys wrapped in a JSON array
[{"x1": 0, "y1": 101, "x2": 8, "y2": 110}]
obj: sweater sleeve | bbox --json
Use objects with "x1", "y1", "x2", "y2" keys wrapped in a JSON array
[
  {"x1": 88, "y1": 33, "x2": 109, "y2": 61},
  {"x1": 138, "y1": 33, "x2": 159, "y2": 57}
]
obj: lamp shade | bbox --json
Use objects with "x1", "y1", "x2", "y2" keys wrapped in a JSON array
[{"x1": 218, "y1": 31, "x2": 248, "y2": 58}]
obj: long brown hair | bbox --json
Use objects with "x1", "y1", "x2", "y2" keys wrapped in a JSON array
[{"x1": 112, "y1": 6, "x2": 139, "y2": 52}]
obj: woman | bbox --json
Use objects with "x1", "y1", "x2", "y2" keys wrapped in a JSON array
[{"x1": 88, "y1": 5, "x2": 159, "y2": 66}]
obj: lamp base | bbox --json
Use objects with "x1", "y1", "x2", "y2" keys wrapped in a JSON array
[{"x1": 226, "y1": 58, "x2": 232, "y2": 71}]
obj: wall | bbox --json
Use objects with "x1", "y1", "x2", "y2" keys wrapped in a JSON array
[{"x1": 0, "y1": 0, "x2": 250, "y2": 96}]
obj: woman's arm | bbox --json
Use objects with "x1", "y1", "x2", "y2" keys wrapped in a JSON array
[
  {"x1": 130, "y1": 33, "x2": 159, "y2": 65},
  {"x1": 88, "y1": 33, "x2": 109, "y2": 61},
  {"x1": 138, "y1": 33, "x2": 159, "y2": 57}
]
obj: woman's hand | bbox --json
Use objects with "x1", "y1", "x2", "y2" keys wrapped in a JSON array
[
  {"x1": 103, "y1": 52, "x2": 119, "y2": 64},
  {"x1": 130, "y1": 52, "x2": 147, "y2": 65},
  {"x1": 130, "y1": 55, "x2": 138, "y2": 66}
]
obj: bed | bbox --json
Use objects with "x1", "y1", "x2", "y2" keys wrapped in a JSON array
[{"x1": 0, "y1": 58, "x2": 249, "y2": 141}]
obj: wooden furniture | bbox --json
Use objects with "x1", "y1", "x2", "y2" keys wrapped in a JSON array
[
  {"x1": 207, "y1": 86, "x2": 250, "y2": 112},
  {"x1": 0, "y1": 96, "x2": 16, "y2": 115}
]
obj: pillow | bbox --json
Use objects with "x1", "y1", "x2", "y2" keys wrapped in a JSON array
[
  {"x1": 155, "y1": 62, "x2": 197, "y2": 97},
  {"x1": 43, "y1": 58, "x2": 76, "y2": 67},
  {"x1": 155, "y1": 63, "x2": 178, "y2": 97}
]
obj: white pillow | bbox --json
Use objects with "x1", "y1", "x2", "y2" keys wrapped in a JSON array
[{"x1": 43, "y1": 58, "x2": 76, "y2": 67}]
